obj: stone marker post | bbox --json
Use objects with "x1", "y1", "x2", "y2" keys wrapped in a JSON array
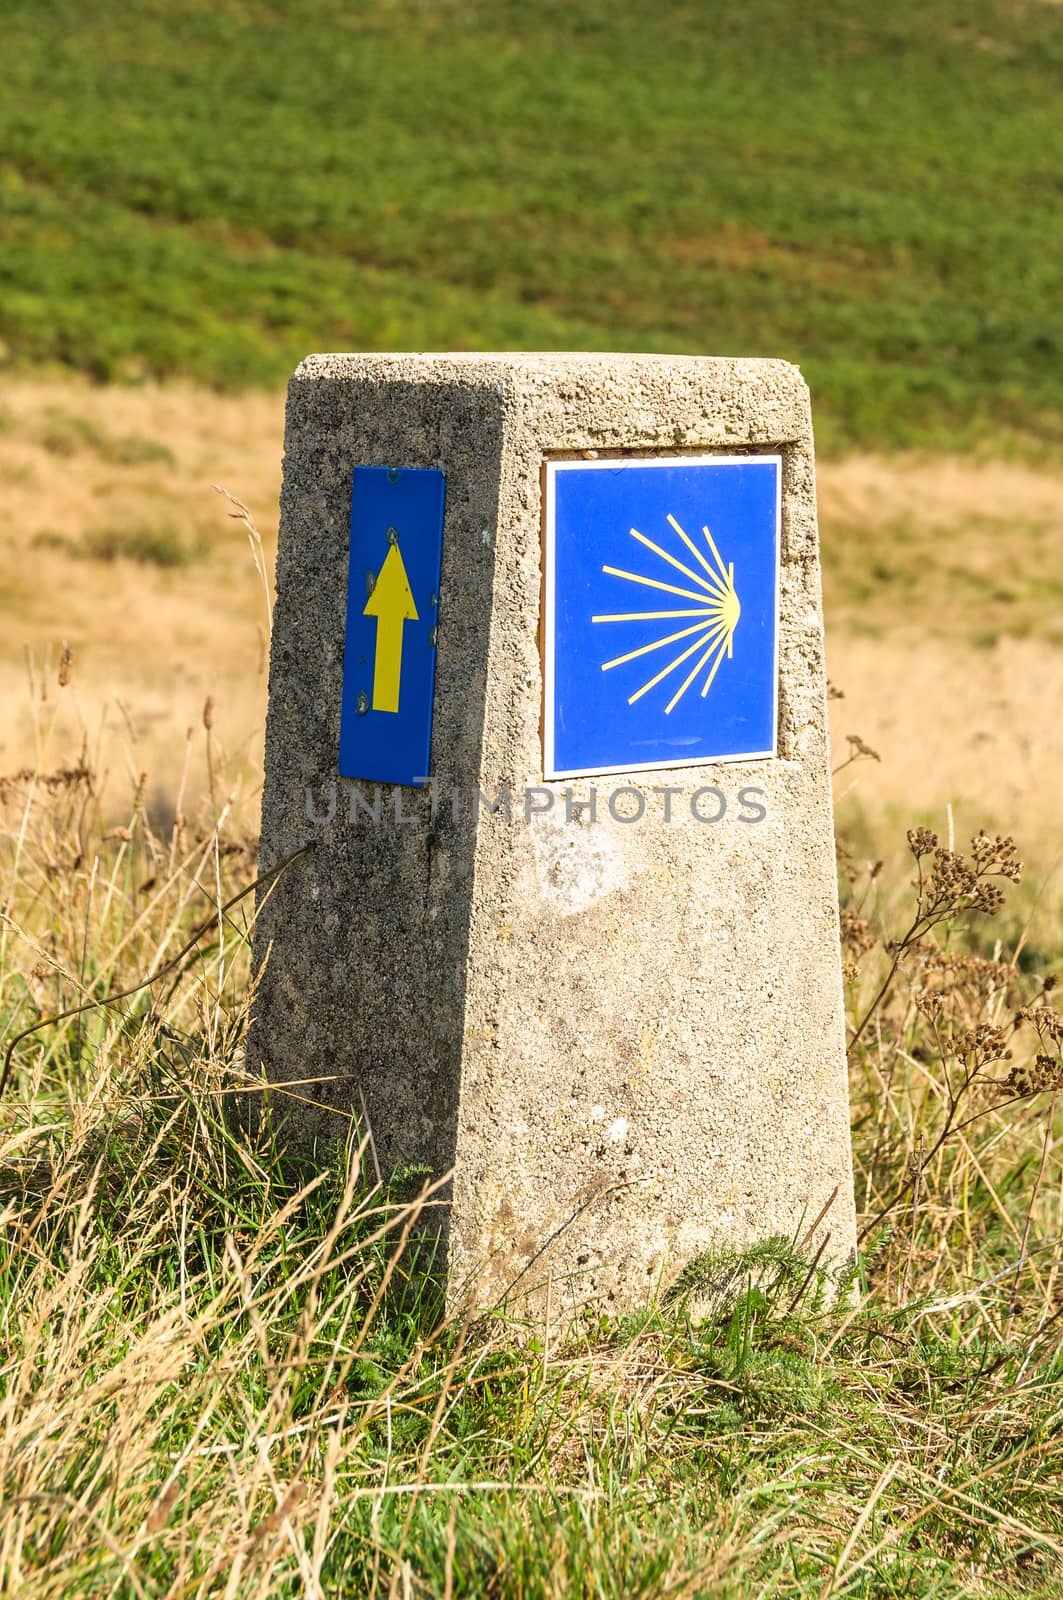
[{"x1": 250, "y1": 353, "x2": 857, "y2": 1312}]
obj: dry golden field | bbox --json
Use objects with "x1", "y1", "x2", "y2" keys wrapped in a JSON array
[{"x1": 2, "y1": 375, "x2": 1059, "y2": 898}]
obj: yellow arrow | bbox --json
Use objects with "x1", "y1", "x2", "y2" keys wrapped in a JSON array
[{"x1": 363, "y1": 542, "x2": 418, "y2": 713}]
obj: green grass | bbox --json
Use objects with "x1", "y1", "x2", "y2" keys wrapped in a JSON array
[
  {"x1": 2, "y1": 698, "x2": 1063, "y2": 1594},
  {"x1": 2, "y1": 0, "x2": 1062, "y2": 451}
]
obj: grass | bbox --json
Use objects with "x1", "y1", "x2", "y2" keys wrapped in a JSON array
[
  {"x1": 33, "y1": 522, "x2": 204, "y2": 566},
  {"x1": 821, "y1": 511, "x2": 1063, "y2": 646},
  {"x1": 79, "y1": 521, "x2": 204, "y2": 567},
  {"x1": 1, "y1": 673, "x2": 1063, "y2": 1595},
  {"x1": 33, "y1": 409, "x2": 176, "y2": 468},
  {"x1": 2, "y1": 4, "x2": 1060, "y2": 1582},
  {"x1": 1, "y1": 0, "x2": 1063, "y2": 453}
]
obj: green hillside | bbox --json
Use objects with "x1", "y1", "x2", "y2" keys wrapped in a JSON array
[{"x1": 2, "y1": 0, "x2": 1061, "y2": 451}]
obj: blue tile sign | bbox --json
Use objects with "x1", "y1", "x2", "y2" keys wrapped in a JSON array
[
  {"x1": 543, "y1": 455, "x2": 780, "y2": 779},
  {"x1": 338, "y1": 466, "x2": 446, "y2": 787}
]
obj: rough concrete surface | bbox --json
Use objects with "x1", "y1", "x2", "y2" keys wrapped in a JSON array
[{"x1": 249, "y1": 353, "x2": 857, "y2": 1314}]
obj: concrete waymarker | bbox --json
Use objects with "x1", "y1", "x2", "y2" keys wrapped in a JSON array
[{"x1": 249, "y1": 353, "x2": 857, "y2": 1312}]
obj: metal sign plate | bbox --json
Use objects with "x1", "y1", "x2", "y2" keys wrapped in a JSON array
[
  {"x1": 338, "y1": 466, "x2": 446, "y2": 787},
  {"x1": 543, "y1": 454, "x2": 780, "y2": 779}
]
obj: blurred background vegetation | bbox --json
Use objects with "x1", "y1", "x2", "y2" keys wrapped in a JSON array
[{"x1": 2, "y1": 0, "x2": 1062, "y2": 454}]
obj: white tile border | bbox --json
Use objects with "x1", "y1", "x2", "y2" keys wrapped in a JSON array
[{"x1": 542, "y1": 454, "x2": 782, "y2": 781}]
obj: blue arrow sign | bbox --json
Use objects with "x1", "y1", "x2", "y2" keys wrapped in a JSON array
[
  {"x1": 543, "y1": 455, "x2": 780, "y2": 779},
  {"x1": 339, "y1": 466, "x2": 446, "y2": 787}
]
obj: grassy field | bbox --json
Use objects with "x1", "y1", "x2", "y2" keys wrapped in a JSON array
[
  {"x1": 2, "y1": 0, "x2": 1063, "y2": 452},
  {"x1": 1, "y1": 701, "x2": 1062, "y2": 1595},
  {"x1": 3, "y1": 0, "x2": 1063, "y2": 1589},
  {"x1": 5, "y1": 501, "x2": 1059, "y2": 1596},
  {"x1": 1, "y1": 372, "x2": 1062, "y2": 1594}
]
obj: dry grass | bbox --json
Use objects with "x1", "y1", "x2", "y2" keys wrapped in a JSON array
[
  {"x1": 1, "y1": 708, "x2": 1062, "y2": 1594},
  {"x1": 819, "y1": 454, "x2": 1063, "y2": 918},
  {"x1": 0, "y1": 380, "x2": 279, "y2": 831},
  {"x1": 818, "y1": 451, "x2": 1062, "y2": 644},
  {"x1": 1, "y1": 381, "x2": 1062, "y2": 1586}
]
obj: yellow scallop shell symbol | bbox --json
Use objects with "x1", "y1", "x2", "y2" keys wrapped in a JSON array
[{"x1": 592, "y1": 514, "x2": 740, "y2": 714}]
